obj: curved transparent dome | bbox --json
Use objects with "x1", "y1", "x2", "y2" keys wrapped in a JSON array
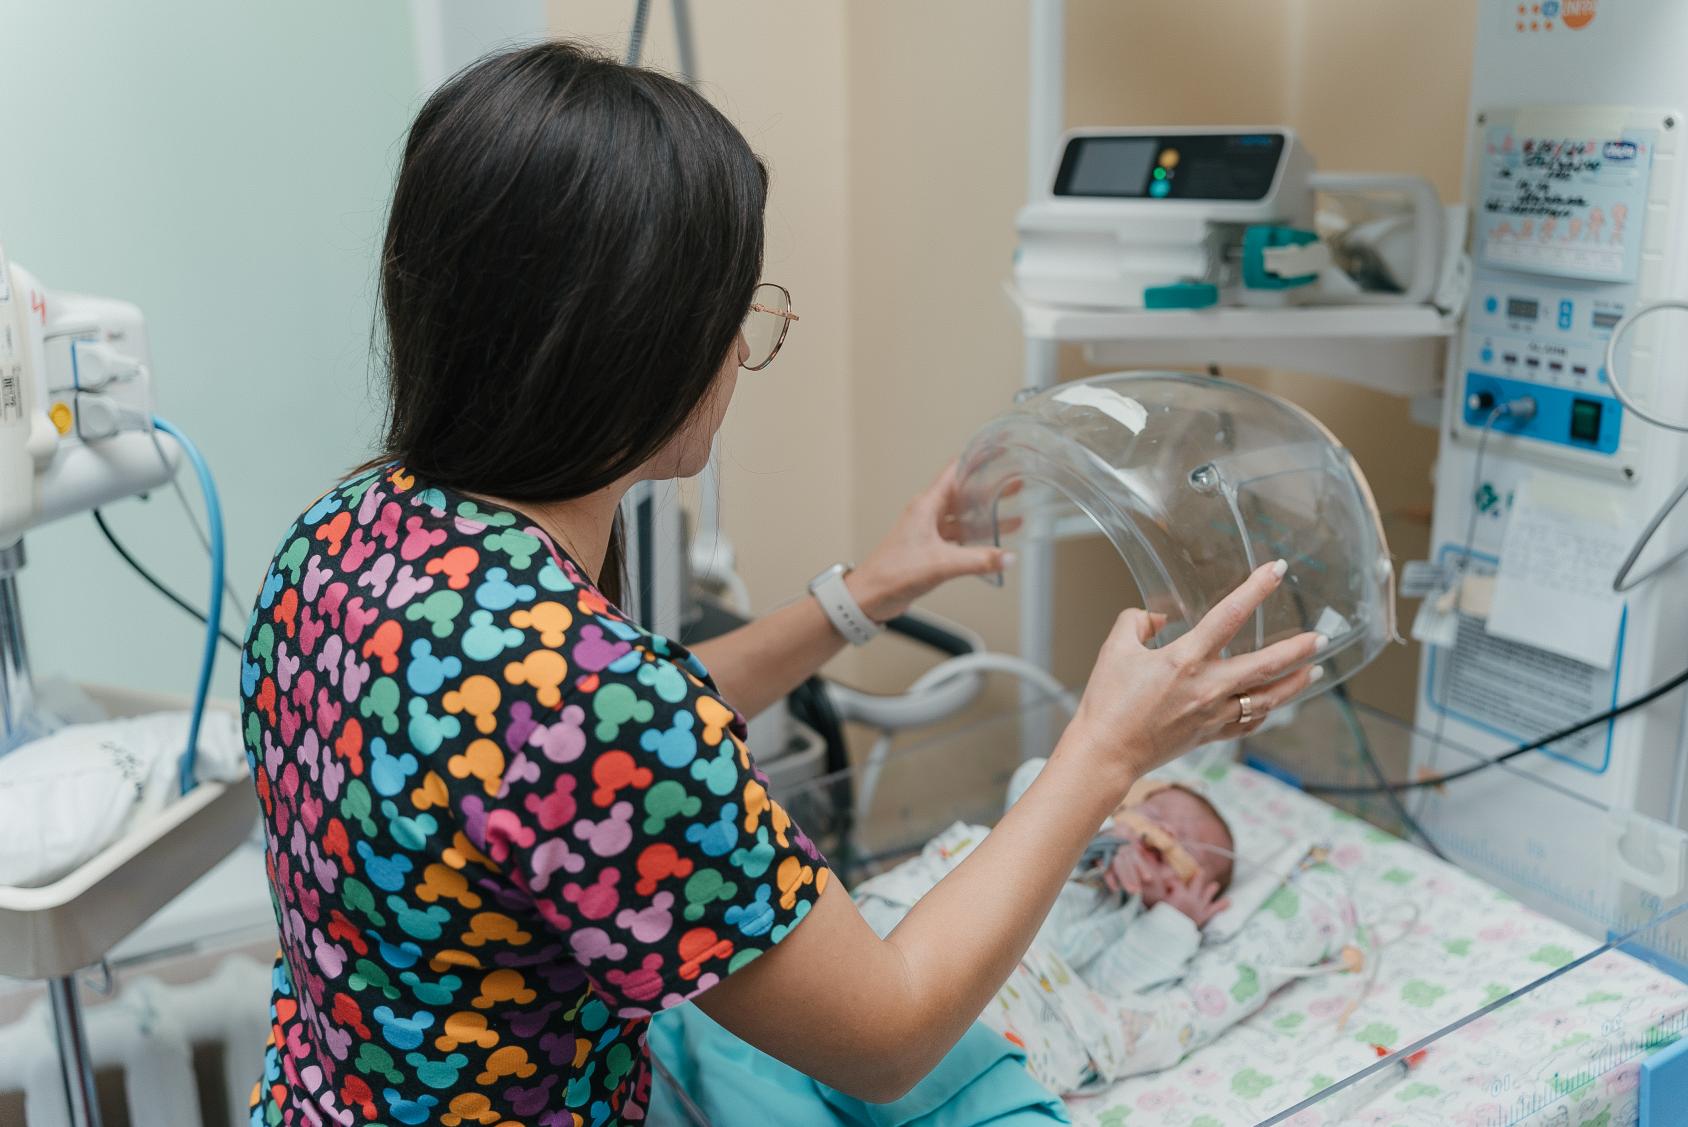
[{"x1": 956, "y1": 371, "x2": 1398, "y2": 696}]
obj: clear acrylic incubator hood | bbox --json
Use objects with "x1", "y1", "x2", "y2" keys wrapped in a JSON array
[{"x1": 955, "y1": 372, "x2": 1398, "y2": 698}]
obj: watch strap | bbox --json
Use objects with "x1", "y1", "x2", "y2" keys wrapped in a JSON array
[{"x1": 809, "y1": 564, "x2": 882, "y2": 646}]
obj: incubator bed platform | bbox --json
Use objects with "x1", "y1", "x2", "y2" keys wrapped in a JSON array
[{"x1": 768, "y1": 699, "x2": 1688, "y2": 1127}]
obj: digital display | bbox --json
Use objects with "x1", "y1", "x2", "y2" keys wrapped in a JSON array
[
  {"x1": 1593, "y1": 309, "x2": 1623, "y2": 331},
  {"x1": 1054, "y1": 132, "x2": 1286, "y2": 200},
  {"x1": 1570, "y1": 398, "x2": 1603, "y2": 444},
  {"x1": 1060, "y1": 138, "x2": 1158, "y2": 198},
  {"x1": 1506, "y1": 297, "x2": 1540, "y2": 321}
]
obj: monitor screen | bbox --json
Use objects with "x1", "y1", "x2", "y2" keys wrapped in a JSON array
[
  {"x1": 1061, "y1": 138, "x2": 1159, "y2": 197},
  {"x1": 1054, "y1": 132, "x2": 1286, "y2": 200}
]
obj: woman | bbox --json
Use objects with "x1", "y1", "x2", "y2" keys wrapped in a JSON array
[{"x1": 240, "y1": 42, "x2": 1320, "y2": 1125}]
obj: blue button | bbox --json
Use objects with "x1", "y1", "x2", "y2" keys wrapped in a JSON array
[
  {"x1": 1481, "y1": 347, "x2": 1494, "y2": 364},
  {"x1": 1149, "y1": 180, "x2": 1171, "y2": 198},
  {"x1": 1485, "y1": 296, "x2": 1499, "y2": 314},
  {"x1": 1558, "y1": 299, "x2": 1574, "y2": 330},
  {"x1": 1598, "y1": 367, "x2": 1608, "y2": 383}
]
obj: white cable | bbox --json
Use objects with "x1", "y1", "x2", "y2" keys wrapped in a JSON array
[
  {"x1": 854, "y1": 730, "x2": 896, "y2": 843},
  {"x1": 901, "y1": 652, "x2": 1079, "y2": 710},
  {"x1": 852, "y1": 653, "x2": 1079, "y2": 833},
  {"x1": 1614, "y1": 473, "x2": 1688, "y2": 592},
  {"x1": 1604, "y1": 300, "x2": 1688, "y2": 433},
  {"x1": 826, "y1": 612, "x2": 989, "y2": 731},
  {"x1": 1602, "y1": 300, "x2": 1688, "y2": 591}
]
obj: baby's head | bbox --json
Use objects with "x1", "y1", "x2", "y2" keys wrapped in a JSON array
[{"x1": 1111, "y1": 783, "x2": 1235, "y2": 905}]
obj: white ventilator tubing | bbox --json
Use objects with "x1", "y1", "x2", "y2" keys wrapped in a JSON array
[
  {"x1": 1603, "y1": 301, "x2": 1688, "y2": 433},
  {"x1": 853, "y1": 653, "x2": 1080, "y2": 827},
  {"x1": 1604, "y1": 301, "x2": 1688, "y2": 591},
  {"x1": 826, "y1": 613, "x2": 988, "y2": 731}
]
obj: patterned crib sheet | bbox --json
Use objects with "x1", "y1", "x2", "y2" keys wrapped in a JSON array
[{"x1": 1062, "y1": 762, "x2": 1688, "y2": 1127}]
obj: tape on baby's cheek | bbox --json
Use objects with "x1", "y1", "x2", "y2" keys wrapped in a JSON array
[{"x1": 1118, "y1": 811, "x2": 1202, "y2": 882}]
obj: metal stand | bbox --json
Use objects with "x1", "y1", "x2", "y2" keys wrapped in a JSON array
[
  {"x1": 1018, "y1": 0, "x2": 1065, "y2": 761},
  {"x1": 0, "y1": 540, "x2": 104, "y2": 1127},
  {"x1": 0, "y1": 541, "x2": 35, "y2": 739},
  {"x1": 47, "y1": 976, "x2": 103, "y2": 1127}
]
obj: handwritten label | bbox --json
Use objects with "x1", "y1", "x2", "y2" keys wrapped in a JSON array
[{"x1": 1477, "y1": 127, "x2": 1653, "y2": 282}]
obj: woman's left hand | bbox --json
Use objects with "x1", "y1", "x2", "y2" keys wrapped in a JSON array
[{"x1": 846, "y1": 460, "x2": 1013, "y2": 622}]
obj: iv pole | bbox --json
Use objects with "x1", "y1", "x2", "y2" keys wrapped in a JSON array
[
  {"x1": 620, "y1": 0, "x2": 701, "y2": 635},
  {"x1": 1019, "y1": 0, "x2": 1065, "y2": 759}
]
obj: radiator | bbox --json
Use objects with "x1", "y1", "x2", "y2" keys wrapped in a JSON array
[{"x1": 0, "y1": 954, "x2": 271, "y2": 1127}]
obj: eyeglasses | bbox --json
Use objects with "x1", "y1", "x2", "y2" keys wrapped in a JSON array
[{"x1": 741, "y1": 282, "x2": 799, "y2": 371}]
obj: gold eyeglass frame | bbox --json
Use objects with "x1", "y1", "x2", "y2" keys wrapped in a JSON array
[{"x1": 742, "y1": 282, "x2": 799, "y2": 371}]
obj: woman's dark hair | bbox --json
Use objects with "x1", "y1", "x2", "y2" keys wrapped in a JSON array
[{"x1": 374, "y1": 41, "x2": 767, "y2": 600}]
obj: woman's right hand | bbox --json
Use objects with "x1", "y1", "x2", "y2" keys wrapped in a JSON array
[{"x1": 1063, "y1": 559, "x2": 1327, "y2": 792}]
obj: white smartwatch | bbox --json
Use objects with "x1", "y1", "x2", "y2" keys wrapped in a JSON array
[{"x1": 808, "y1": 563, "x2": 884, "y2": 646}]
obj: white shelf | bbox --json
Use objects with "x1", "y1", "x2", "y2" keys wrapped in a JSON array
[
  {"x1": 1011, "y1": 288, "x2": 1458, "y2": 397},
  {"x1": 0, "y1": 778, "x2": 255, "y2": 980},
  {"x1": 0, "y1": 687, "x2": 258, "y2": 981}
]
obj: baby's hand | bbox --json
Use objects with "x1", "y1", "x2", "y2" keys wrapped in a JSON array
[
  {"x1": 1103, "y1": 842, "x2": 1147, "y2": 895},
  {"x1": 1147, "y1": 871, "x2": 1230, "y2": 928}
]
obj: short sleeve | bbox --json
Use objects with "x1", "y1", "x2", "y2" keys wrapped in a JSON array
[{"x1": 472, "y1": 626, "x2": 829, "y2": 1019}]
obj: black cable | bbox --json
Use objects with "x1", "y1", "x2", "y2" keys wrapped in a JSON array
[
  {"x1": 93, "y1": 509, "x2": 244, "y2": 653},
  {"x1": 1309, "y1": 399, "x2": 1543, "y2": 803},
  {"x1": 1308, "y1": 663, "x2": 1688, "y2": 796},
  {"x1": 1330, "y1": 683, "x2": 1447, "y2": 860},
  {"x1": 788, "y1": 676, "x2": 848, "y2": 776},
  {"x1": 1244, "y1": 503, "x2": 1443, "y2": 850},
  {"x1": 885, "y1": 613, "x2": 974, "y2": 658}
]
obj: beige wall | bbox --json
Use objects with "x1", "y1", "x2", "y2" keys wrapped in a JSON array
[
  {"x1": 549, "y1": 1, "x2": 1479, "y2": 779},
  {"x1": 548, "y1": 1, "x2": 856, "y2": 613},
  {"x1": 1054, "y1": 0, "x2": 1478, "y2": 720},
  {"x1": 844, "y1": 1, "x2": 1031, "y2": 668}
]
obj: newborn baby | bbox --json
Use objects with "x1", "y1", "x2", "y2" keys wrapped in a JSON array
[
  {"x1": 1022, "y1": 775, "x2": 1240, "y2": 1012},
  {"x1": 1093, "y1": 778, "x2": 1237, "y2": 926},
  {"x1": 854, "y1": 764, "x2": 1346, "y2": 1096}
]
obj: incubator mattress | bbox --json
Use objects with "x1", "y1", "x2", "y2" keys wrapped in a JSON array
[{"x1": 1063, "y1": 761, "x2": 1688, "y2": 1127}]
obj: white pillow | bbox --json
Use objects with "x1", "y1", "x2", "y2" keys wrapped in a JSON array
[{"x1": 0, "y1": 710, "x2": 245, "y2": 888}]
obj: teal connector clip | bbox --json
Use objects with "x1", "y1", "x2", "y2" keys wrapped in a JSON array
[
  {"x1": 1242, "y1": 225, "x2": 1320, "y2": 290},
  {"x1": 1143, "y1": 281, "x2": 1220, "y2": 309}
]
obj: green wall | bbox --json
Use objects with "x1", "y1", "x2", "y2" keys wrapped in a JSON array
[{"x1": 0, "y1": 1, "x2": 419, "y2": 700}]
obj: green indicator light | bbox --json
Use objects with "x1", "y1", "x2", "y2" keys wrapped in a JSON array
[{"x1": 1152, "y1": 167, "x2": 1167, "y2": 180}]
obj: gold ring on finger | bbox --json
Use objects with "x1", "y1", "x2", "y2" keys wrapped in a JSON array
[{"x1": 1236, "y1": 693, "x2": 1254, "y2": 725}]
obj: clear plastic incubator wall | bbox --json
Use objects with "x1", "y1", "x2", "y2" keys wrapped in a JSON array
[{"x1": 954, "y1": 371, "x2": 1397, "y2": 694}]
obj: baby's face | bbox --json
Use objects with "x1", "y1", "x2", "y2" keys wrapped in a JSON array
[{"x1": 1111, "y1": 789, "x2": 1233, "y2": 906}]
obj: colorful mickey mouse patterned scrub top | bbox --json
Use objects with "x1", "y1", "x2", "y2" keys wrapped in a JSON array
[{"x1": 240, "y1": 464, "x2": 828, "y2": 1126}]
